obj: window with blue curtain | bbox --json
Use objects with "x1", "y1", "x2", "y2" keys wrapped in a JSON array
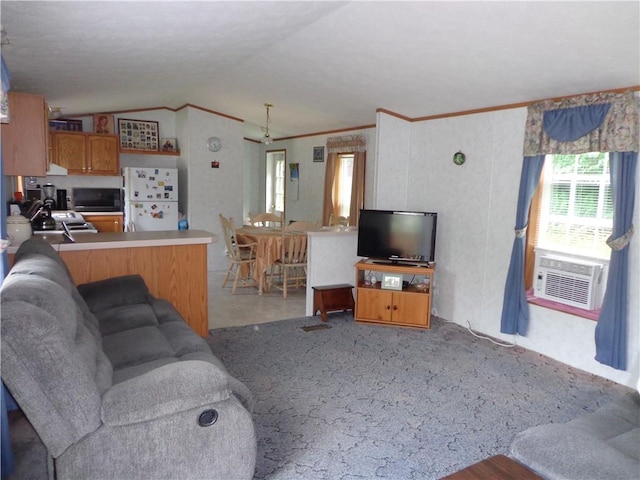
[{"x1": 500, "y1": 91, "x2": 638, "y2": 371}]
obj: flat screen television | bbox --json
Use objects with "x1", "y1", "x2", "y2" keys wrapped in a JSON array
[{"x1": 357, "y1": 209, "x2": 437, "y2": 264}]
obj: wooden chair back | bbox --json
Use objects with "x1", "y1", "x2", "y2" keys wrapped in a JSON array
[
  {"x1": 328, "y1": 213, "x2": 349, "y2": 226},
  {"x1": 250, "y1": 212, "x2": 283, "y2": 228}
]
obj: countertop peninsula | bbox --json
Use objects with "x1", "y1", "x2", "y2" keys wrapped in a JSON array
[
  {"x1": 7, "y1": 229, "x2": 216, "y2": 254},
  {"x1": 8, "y1": 230, "x2": 217, "y2": 337}
]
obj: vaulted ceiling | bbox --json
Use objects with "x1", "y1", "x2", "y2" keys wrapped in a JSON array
[{"x1": 2, "y1": 1, "x2": 638, "y2": 140}]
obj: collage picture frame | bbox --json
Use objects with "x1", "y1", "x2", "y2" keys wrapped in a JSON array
[{"x1": 118, "y1": 118, "x2": 159, "y2": 151}]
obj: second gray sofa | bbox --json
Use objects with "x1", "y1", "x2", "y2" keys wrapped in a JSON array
[
  {"x1": 1, "y1": 238, "x2": 257, "y2": 479},
  {"x1": 509, "y1": 390, "x2": 639, "y2": 479}
]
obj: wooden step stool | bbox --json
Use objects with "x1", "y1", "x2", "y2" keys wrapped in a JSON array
[{"x1": 312, "y1": 284, "x2": 355, "y2": 322}]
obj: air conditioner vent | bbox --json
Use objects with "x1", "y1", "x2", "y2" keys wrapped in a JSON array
[{"x1": 534, "y1": 253, "x2": 604, "y2": 310}]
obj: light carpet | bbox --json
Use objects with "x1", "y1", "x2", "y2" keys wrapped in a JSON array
[{"x1": 208, "y1": 314, "x2": 631, "y2": 480}]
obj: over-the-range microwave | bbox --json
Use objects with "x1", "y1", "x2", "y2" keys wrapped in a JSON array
[{"x1": 72, "y1": 188, "x2": 123, "y2": 212}]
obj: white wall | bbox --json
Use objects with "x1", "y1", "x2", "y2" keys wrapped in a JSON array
[
  {"x1": 375, "y1": 109, "x2": 639, "y2": 388},
  {"x1": 178, "y1": 107, "x2": 246, "y2": 272},
  {"x1": 260, "y1": 127, "x2": 377, "y2": 224}
]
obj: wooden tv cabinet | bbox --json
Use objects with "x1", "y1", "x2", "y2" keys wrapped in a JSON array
[{"x1": 355, "y1": 259, "x2": 435, "y2": 329}]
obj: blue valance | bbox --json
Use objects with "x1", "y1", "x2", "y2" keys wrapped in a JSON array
[{"x1": 543, "y1": 104, "x2": 611, "y2": 142}]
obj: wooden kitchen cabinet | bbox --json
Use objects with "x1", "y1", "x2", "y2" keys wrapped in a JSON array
[
  {"x1": 355, "y1": 259, "x2": 434, "y2": 329},
  {"x1": 87, "y1": 134, "x2": 119, "y2": 174},
  {"x1": 82, "y1": 214, "x2": 123, "y2": 232},
  {"x1": 1, "y1": 92, "x2": 49, "y2": 176},
  {"x1": 52, "y1": 131, "x2": 119, "y2": 175},
  {"x1": 53, "y1": 132, "x2": 86, "y2": 173}
]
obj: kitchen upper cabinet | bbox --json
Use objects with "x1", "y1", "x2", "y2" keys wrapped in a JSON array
[
  {"x1": 1, "y1": 92, "x2": 49, "y2": 176},
  {"x1": 87, "y1": 135, "x2": 119, "y2": 174},
  {"x1": 52, "y1": 131, "x2": 119, "y2": 175},
  {"x1": 53, "y1": 132, "x2": 86, "y2": 173}
]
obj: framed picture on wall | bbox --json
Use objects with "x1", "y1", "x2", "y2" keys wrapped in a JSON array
[
  {"x1": 93, "y1": 114, "x2": 115, "y2": 134},
  {"x1": 117, "y1": 118, "x2": 159, "y2": 151},
  {"x1": 313, "y1": 146, "x2": 324, "y2": 162},
  {"x1": 161, "y1": 138, "x2": 178, "y2": 152}
]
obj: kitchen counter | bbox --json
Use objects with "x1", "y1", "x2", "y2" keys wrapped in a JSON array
[
  {"x1": 8, "y1": 230, "x2": 217, "y2": 337},
  {"x1": 7, "y1": 229, "x2": 215, "y2": 254}
]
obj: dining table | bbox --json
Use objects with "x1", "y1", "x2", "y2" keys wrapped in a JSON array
[{"x1": 235, "y1": 226, "x2": 309, "y2": 295}]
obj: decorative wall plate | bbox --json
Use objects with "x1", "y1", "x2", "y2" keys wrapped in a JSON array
[{"x1": 453, "y1": 151, "x2": 466, "y2": 165}]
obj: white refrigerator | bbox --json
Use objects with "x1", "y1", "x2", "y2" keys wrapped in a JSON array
[{"x1": 122, "y1": 167, "x2": 179, "y2": 231}]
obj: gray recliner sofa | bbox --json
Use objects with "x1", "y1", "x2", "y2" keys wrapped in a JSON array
[
  {"x1": 1, "y1": 238, "x2": 257, "y2": 479},
  {"x1": 509, "y1": 390, "x2": 639, "y2": 479}
]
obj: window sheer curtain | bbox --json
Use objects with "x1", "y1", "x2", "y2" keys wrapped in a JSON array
[
  {"x1": 500, "y1": 91, "x2": 638, "y2": 370},
  {"x1": 322, "y1": 135, "x2": 366, "y2": 226}
]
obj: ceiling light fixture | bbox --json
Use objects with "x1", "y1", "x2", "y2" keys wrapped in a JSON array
[
  {"x1": 262, "y1": 103, "x2": 273, "y2": 145},
  {"x1": 48, "y1": 107, "x2": 62, "y2": 119}
]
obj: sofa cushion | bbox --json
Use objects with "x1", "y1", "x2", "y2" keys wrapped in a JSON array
[
  {"x1": 78, "y1": 274, "x2": 150, "y2": 313},
  {"x1": 1, "y1": 264, "x2": 113, "y2": 396},
  {"x1": 96, "y1": 303, "x2": 161, "y2": 336},
  {"x1": 9, "y1": 250, "x2": 103, "y2": 340},
  {"x1": 102, "y1": 326, "x2": 175, "y2": 369},
  {"x1": 1, "y1": 299, "x2": 103, "y2": 457}
]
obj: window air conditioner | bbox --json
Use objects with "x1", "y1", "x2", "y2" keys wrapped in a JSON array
[{"x1": 534, "y1": 253, "x2": 604, "y2": 310}]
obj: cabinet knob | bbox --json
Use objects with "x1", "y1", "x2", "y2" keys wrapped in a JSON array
[
  {"x1": 393, "y1": 305, "x2": 398, "y2": 311},
  {"x1": 386, "y1": 305, "x2": 391, "y2": 310}
]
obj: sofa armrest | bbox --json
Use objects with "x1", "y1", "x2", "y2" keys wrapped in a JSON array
[
  {"x1": 510, "y1": 423, "x2": 639, "y2": 480},
  {"x1": 101, "y1": 361, "x2": 230, "y2": 426},
  {"x1": 78, "y1": 275, "x2": 150, "y2": 312}
]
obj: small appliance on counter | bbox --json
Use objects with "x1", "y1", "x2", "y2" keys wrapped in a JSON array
[
  {"x1": 30, "y1": 209, "x2": 98, "y2": 235},
  {"x1": 42, "y1": 183, "x2": 57, "y2": 209},
  {"x1": 6, "y1": 211, "x2": 32, "y2": 245},
  {"x1": 56, "y1": 189, "x2": 68, "y2": 210}
]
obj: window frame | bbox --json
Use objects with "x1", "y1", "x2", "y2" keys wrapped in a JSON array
[{"x1": 525, "y1": 153, "x2": 612, "y2": 317}]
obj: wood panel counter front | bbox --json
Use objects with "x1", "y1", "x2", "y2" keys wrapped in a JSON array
[{"x1": 8, "y1": 230, "x2": 216, "y2": 337}]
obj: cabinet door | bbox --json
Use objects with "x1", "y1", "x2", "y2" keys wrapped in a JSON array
[
  {"x1": 356, "y1": 288, "x2": 393, "y2": 322},
  {"x1": 53, "y1": 133, "x2": 87, "y2": 174},
  {"x1": 393, "y1": 293, "x2": 430, "y2": 326},
  {"x1": 83, "y1": 214, "x2": 123, "y2": 232},
  {"x1": 1, "y1": 92, "x2": 48, "y2": 176},
  {"x1": 87, "y1": 135, "x2": 119, "y2": 175}
]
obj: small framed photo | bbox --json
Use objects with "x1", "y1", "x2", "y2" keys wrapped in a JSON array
[
  {"x1": 49, "y1": 119, "x2": 83, "y2": 132},
  {"x1": 117, "y1": 118, "x2": 159, "y2": 151},
  {"x1": 313, "y1": 146, "x2": 325, "y2": 162},
  {"x1": 93, "y1": 114, "x2": 115, "y2": 134},
  {"x1": 161, "y1": 138, "x2": 178, "y2": 152},
  {"x1": 381, "y1": 273, "x2": 403, "y2": 291}
]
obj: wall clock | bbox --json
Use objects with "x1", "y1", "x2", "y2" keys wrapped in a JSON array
[{"x1": 207, "y1": 137, "x2": 222, "y2": 152}]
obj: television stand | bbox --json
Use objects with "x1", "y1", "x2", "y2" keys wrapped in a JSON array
[{"x1": 355, "y1": 259, "x2": 435, "y2": 329}]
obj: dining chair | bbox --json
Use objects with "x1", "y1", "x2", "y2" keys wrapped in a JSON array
[
  {"x1": 328, "y1": 213, "x2": 349, "y2": 227},
  {"x1": 249, "y1": 212, "x2": 283, "y2": 228},
  {"x1": 269, "y1": 225, "x2": 308, "y2": 298},
  {"x1": 218, "y1": 213, "x2": 258, "y2": 294}
]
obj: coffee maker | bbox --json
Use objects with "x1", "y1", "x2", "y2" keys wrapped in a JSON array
[{"x1": 42, "y1": 183, "x2": 56, "y2": 209}]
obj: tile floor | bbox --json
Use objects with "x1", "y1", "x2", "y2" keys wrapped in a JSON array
[{"x1": 208, "y1": 270, "x2": 307, "y2": 329}]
